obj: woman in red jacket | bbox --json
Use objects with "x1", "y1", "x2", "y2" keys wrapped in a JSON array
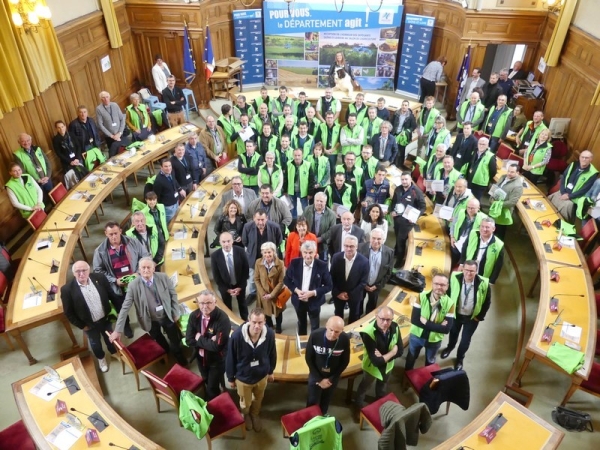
[{"x1": 284, "y1": 216, "x2": 318, "y2": 267}]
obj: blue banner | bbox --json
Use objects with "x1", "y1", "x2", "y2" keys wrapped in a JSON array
[
  {"x1": 233, "y1": 9, "x2": 265, "y2": 87},
  {"x1": 396, "y1": 14, "x2": 435, "y2": 99}
]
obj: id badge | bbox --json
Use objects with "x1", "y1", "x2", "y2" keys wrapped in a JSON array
[
  {"x1": 456, "y1": 153, "x2": 461, "y2": 159},
  {"x1": 174, "y1": 192, "x2": 179, "y2": 198},
  {"x1": 155, "y1": 305, "x2": 164, "y2": 312},
  {"x1": 120, "y1": 266, "x2": 130, "y2": 272},
  {"x1": 566, "y1": 183, "x2": 574, "y2": 190},
  {"x1": 69, "y1": 152, "x2": 75, "y2": 158},
  {"x1": 186, "y1": 174, "x2": 191, "y2": 179},
  {"x1": 250, "y1": 360, "x2": 259, "y2": 367},
  {"x1": 321, "y1": 367, "x2": 330, "y2": 373},
  {"x1": 112, "y1": 122, "x2": 117, "y2": 127}
]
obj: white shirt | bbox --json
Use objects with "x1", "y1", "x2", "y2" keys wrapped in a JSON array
[
  {"x1": 232, "y1": 192, "x2": 246, "y2": 212},
  {"x1": 344, "y1": 254, "x2": 357, "y2": 280},
  {"x1": 476, "y1": 236, "x2": 492, "y2": 263},
  {"x1": 341, "y1": 228, "x2": 352, "y2": 250},
  {"x1": 458, "y1": 281, "x2": 475, "y2": 316},
  {"x1": 301, "y1": 262, "x2": 313, "y2": 292}
]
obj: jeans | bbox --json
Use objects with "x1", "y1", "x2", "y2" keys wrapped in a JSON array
[
  {"x1": 294, "y1": 301, "x2": 321, "y2": 335},
  {"x1": 307, "y1": 373, "x2": 340, "y2": 414},
  {"x1": 164, "y1": 203, "x2": 179, "y2": 224},
  {"x1": 289, "y1": 193, "x2": 309, "y2": 218},
  {"x1": 586, "y1": 179, "x2": 600, "y2": 200},
  {"x1": 447, "y1": 313, "x2": 480, "y2": 361},
  {"x1": 406, "y1": 334, "x2": 441, "y2": 369},
  {"x1": 85, "y1": 317, "x2": 116, "y2": 359}
]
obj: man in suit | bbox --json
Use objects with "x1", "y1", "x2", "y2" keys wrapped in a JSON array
[
  {"x1": 170, "y1": 143, "x2": 198, "y2": 194},
  {"x1": 371, "y1": 121, "x2": 398, "y2": 166},
  {"x1": 458, "y1": 67, "x2": 486, "y2": 105},
  {"x1": 62, "y1": 261, "x2": 123, "y2": 373},
  {"x1": 284, "y1": 241, "x2": 333, "y2": 335},
  {"x1": 211, "y1": 232, "x2": 250, "y2": 321},
  {"x1": 449, "y1": 122, "x2": 477, "y2": 171},
  {"x1": 328, "y1": 211, "x2": 365, "y2": 255},
  {"x1": 220, "y1": 176, "x2": 257, "y2": 215},
  {"x1": 508, "y1": 61, "x2": 528, "y2": 80},
  {"x1": 358, "y1": 229, "x2": 394, "y2": 315},
  {"x1": 330, "y1": 235, "x2": 369, "y2": 323},
  {"x1": 303, "y1": 192, "x2": 337, "y2": 261},
  {"x1": 109, "y1": 257, "x2": 187, "y2": 366}
]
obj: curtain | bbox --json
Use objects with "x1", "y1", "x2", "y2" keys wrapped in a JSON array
[
  {"x1": 544, "y1": 0, "x2": 579, "y2": 67},
  {"x1": 100, "y1": 0, "x2": 123, "y2": 49}
]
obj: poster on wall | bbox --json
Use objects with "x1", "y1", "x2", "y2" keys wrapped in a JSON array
[
  {"x1": 233, "y1": 9, "x2": 265, "y2": 88},
  {"x1": 262, "y1": 0, "x2": 403, "y2": 91},
  {"x1": 395, "y1": 14, "x2": 435, "y2": 99}
]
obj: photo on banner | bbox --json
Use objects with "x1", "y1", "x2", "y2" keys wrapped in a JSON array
[
  {"x1": 263, "y1": 0, "x2": 403, "y2": 91},
  {"x1": 233, "y1": 9, "x2": 266, "y2": 88}
]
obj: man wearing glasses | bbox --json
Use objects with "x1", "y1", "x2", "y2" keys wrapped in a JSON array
[
  {"x1": 185, "y1": 289, "x2": 231, "y2": 400},
  {"x1": 405, "y1": 273, "x2": 454, "y2": 370},
  {"x1": 354, "y1": 306, "x2": 402, "y2": 413},
  {"x1": 220, "y1": 175, "x2": 257, "y2": 215}
]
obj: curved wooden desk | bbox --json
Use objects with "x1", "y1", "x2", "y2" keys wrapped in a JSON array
[
  {"x1": 12, "y1": 357, "x2": 164, "y2": 450},
  {"x1": 6, "y1": 125, "x2": 199, "y2": 364},
  {"x1": 432, "y1": 391, "x2": 563, "y2": 450}
]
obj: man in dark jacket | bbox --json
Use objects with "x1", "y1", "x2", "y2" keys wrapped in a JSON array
[
  {"x1": 186, "y1": 289, "x2": 231, "y2": 400},
  {"x1": 226, "y1": 308, "x2": 276, "y2": 432}
]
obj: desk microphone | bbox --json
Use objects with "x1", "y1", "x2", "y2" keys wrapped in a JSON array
[
  {"x1": 180, "y1": 219, "x2": 188, "y2": 233},
  {"x1": 534, "y1": 212, "x2": 557, "y2": 226},
  {"x1": 28, "y1": 257, "x2": 52, "y2": 268},
  {"x1": 54, "y1": 222, "x2": 62, "y2": 241},
  {"x1": 53, "y1": 208, "x2": 75, "y2": 220},
  {"x1": 70, "y1": 407, "x2": 108, "y2": 427},
  {"x1": 551, "y1": 294, "x2": 585, "y2": 299},
  {"x1": 27, "y1": 277, "x2": 37, "y2": 292},
  {"x1": 33, "y1": 277, "x2": 58, "y2": 294},
  {"x1": 550, "y1": 264, "x2": 582, "y2": 282},
  {"x1": 43, "y1": 225, "x2": 55, "y2": 242},
  {"x1": 46, "y1": 384, "x2": 80, "y2": 396},
  {"x1": 108, "y1": 444, "x2": 129, "y2": 450}
]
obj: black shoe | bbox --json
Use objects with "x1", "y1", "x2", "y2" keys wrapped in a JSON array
[
  {"x1": 247, "y1": 293, "x2": 256, "y2": 303},
  {"x1": 455, "y1": 360, "x2": 463, "y2": 371},
  {"x1": 275, "y1": 328, "x2": 282, "y2": 334},
  {"x1": 441, "y1": 347, "x2": 453, "y2": 359},
  {"x1": 176, "y1": 355, "x2": 189, "y2": 367},
  {"x1": 124, "y1": 326, "x2": 134, "y2": 339}
]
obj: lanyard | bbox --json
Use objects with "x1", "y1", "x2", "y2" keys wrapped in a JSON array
[{"x1": 324, "y1": 335, "x2": 339, "y2": 368}]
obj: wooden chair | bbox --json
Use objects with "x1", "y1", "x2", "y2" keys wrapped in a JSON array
[
  {"x1": 561, "y1": 361, "x2": 600, "y2": 406},
  {"x1": 579, "y1": 219, "x2": 598, "y2": 254},
  {"x1": 416, "y1": 176, "x2": 426, "y2": 193},
  {"x1": 48, "y1": 182, "x2": 68, "y2": 204},
  {"x1": 204, "y1": 392, "x2": 246, "y2": 449},
  {"x1": 359, "y1": 392, "x2": 400, "y2": 433},
  {"x1": 26, "y1": 209, "x2": 47, "y2": 231},
  {"x1": 0, "y1": 272, "x2": 10, "y2": 305},
  {"x1": 496, "y1": 143, "x2": 513, "y2": 160},
  {"x1": 0, "y1": 304, "x2": 15, "y2": 351},
  {"x1": 586, "y1": 246, "x2": 600, "y2": 280},
  {"x1": 112, "y1": 333, "x2": 168, "y2": 390},
  {"x1": 281, "y1": 405, "x2": 322, "y2": 438},
  {"x1": 0, "y1": 420, "x2": 35, "y2": 450},
  {"x1": 548, "y1": 179, "x2": 561, "y2": 195},
  {"x1": 507, "y1": 153, "x2": 524, "y2": 170},
  {"x1": 140, "y1": 364, "x2": 204, "y2": 419}
]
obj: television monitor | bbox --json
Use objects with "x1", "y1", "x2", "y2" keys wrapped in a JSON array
[{"x1": 549, "y1": 118, "x2": 571, "y2": 138}]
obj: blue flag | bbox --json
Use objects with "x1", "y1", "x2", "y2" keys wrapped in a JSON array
[
  {"x1": 183, "y1": 24, "x2": 196, "y2": 85},
  {"x1": 203, "y1": 25, "x2": 215, "y2": 82},
  {"x1": 454, "y1": 46, "x2": 471, "y2": 110}
]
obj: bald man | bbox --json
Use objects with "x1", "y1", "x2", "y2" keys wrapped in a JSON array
[{"x1": 305, "y1": 316, "x2": 350, "y2": 414}]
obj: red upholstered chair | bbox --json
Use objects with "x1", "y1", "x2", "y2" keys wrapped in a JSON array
[
  {"x1": 48, "y1": 182, "x2": 68, "y2": 205},
  {"x1": 0, "y1": 272, "x2": 9, "y2": 305},
  {"x1": 405, "y1": 363, "x2": 454, "y2": 415},
  {"x1": 561, "y1": 361, "x2": 600, "y2": 406},
  {"x1": 1, "y1": 246, "x2": 20, "y2": 275},
  {"x1": 411, "y1": 163, "x2": 421, "y2": 183},
  {"x1": 596, "y1": 330, "x2": 600, "y2": 357},
  {"x1": 205, "y1": 392, "x2": 246, "y2": 449},
  {"x1": 507, "y1": 153, "x2": 524, "y2": 170},
  {"x1": 547, "y1": 140, "x2": 569, "y2": 174},
  {"x1": 113, "y1": 333, "x2": 168, "y2": 390},
  {"x1": 416, "y1": 176, "x2": 426, "y2": 193},
  {"x1": 0, "y1": 420, "x2": 35, "y2": 450},
  {"x1": 579, "y1": 219, "x2": 598, "y2": 254},
  {"x1": 26, "y1": 209, "x2": 47, "y2": 231},
  {"x1": 496, "y1": 143, "x2": 513, "y2": 160},
  {"x1": 281, "y1": 405, "x2": 322, "y2": 438},
  {"x1": 596, "y1": 293, "x2": 600, "y2": 319},
  {"x1": 586, "y1": 246, "x2": 600, "y2": 279},
  {"x1": 140, "y1": 364, "x2": 204, "y2": 419},
  {"x1": 548, "y1": 179, "x2": 561, "y2": 195},
  {"x1": 359, "y1": 392, "x2": 400, "y2": 433},
  {"x1": 1, "y1": 305, "x2": 15, "y2": 351},
  {"x1": 473, "y1": 131, "x2": 489, "y2": 140}
]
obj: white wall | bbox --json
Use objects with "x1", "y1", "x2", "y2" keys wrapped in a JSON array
[
  {"x1": 572, "y1": 0, "x2": 600, "y2": 39},
  {"x1": 47, "y1": 0, "x2": 99, "y2": 27}
]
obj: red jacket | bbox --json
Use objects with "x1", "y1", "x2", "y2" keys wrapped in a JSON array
[{"x1": 284, "y1": 231, "x2": 318, "y2": 267}]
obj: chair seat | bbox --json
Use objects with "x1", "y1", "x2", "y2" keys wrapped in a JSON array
[
  {"x1": 127, "y1": 334, "x2": 167, "y2": 369},
  {"x1": 405, "y1": 363, "x2": 442, "y2": 392},
  {"x1": 281, "y1": 405, "x2": 322, "y2": 436},
  {"x1": 164, "y1": 363, "x2": 204, "y2": 396},
  {"x1": 360, "y1": 392, "x2": 400, "y2": 433},
  {"x1": 0, "y1": 420, "x2": 36, "y2": 450},
  {"x1": 207, "y1": 392, "x2": 245, "y2": 438},
  {"x1": 581, "y1": 362, "x2": 600, "y2": 392}
]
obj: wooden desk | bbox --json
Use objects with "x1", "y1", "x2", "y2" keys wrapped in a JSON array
[
  {"x1": 12, "y1": 357, "x2": 164, "y2": 450},
  {"x1": 432, "y1": 392, "x2": 564, "y2": 449}
]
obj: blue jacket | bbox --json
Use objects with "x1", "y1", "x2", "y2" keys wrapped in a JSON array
[
  {"x1": 330, "y1": 252, "x2": 369, "y2": 304},
  {"x1": 226, "y1": 323, "x2": 276, "y2": 384},
  {"x1": 284, "y1": 258, "x2": 332, "y2": 312}
]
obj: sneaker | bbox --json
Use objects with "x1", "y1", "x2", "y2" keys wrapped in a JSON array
[
  {"x1": 244, "y1": 414, "x2": 253, "y2": 431},
  {"x1": 250, "y1": 415, "x2": 262, "y2": 432},
  {"x1": 98, "y1": 358, "x2": 108, "y2": 373}
]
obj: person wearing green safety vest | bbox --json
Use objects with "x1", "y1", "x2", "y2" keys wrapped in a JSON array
[
  {"x1": 315, "y1": 87, "x2": 341, "y2": 123},
  {"x1": 271, "y1": 85, "x2": 294, "y2": 119},
  {"x1": 275, "y1": 135, "x2": 293, "y2": 169},
  {"x1": 252, "y1": 102, "x2": 273, "y2": 136},
  {"x1": 257, "y1": 151, "x2": 284, "y2": 197},
  {"x1": 423, "y1": 144, "x2": 447, "y2": 186},
  {"x1": 424, "y1": 116, "x2": 451, "y2": 159},
  {"x1": 304, "y1": 106, "x2": 321, "y2": 137},
  {"x1": 251, "y1": 86, "x2": 272, "y2": 115},
  {"x1": 232, "y1": 94, "x2": 255, "y2": 123},
  {"x1": 315, "y1": 111, "x2": 341, "y2": 179},
  {"x1": 14, "y1": 133, "x2": 54, "y2": 194},
  {"x1": 238, "y1": 141, "x2": 263, "y2": 194},
  {"x1": 125, "y1": 93, "x2": 153, "y2": 142},
  {"x1": 178, "y1": 390, "x2": 213, "y2": 439},
  {"x1": 405, "y1": 273, "x2": 454, "y2": 370},
  {"x1": 449, "y1": 197, "x2": 485, "y2": 267},
  {"x1": 307, "y1": 143, "x2": 331, "y2": 194},
  {"x1": 126, "y1": 211, "x2": 165, "y2": 267},
  {"x1": 464, "y1": 137, "x2": 497, "y2": 201},
  {"x1": 217, "y1": 103, "x2": 237, "y2": 143},
  {"x1": 443, "y1": 178, "x2": 472, "y2": 226},
  {"x1": 294, "y1": 91, "x2": 311, "y2": 120},
  {"x1": 548, "y1": 150, "x2": 599, "y2": 222},
  {"x1": 256, "y1": 123, "x2": 278, "y2": 158},
  {"x1": 291, "y1": 121, "x2": 314, "y2": 158},
  {"x1": 340, "y1": 113, "x2": 364, "y2": 156},
  {"x1": 231, "y1": 114, "x2": 258, "y2": 156},
  {"x1": 459, "y1": 217, "x2": 504, "y2": 284},
  {"x1": 279, "y1": 103, "x2": 298, "y2": 127},
  {"x1": 336, "y1": 152, "x2": 364, "y2": 201},
  {"x1": 488, "y1": 164, "x2": 523, "y2": 240},
  {"x1": 441, "y1": 261, "x2": 491, "y2": 371},
  {"x1": 289, "y1": 415, "x2": 343, "y2": 450},
  {"x1": 354, "y1": 306, "x2": 402, "y2": 409},
  {"x1": 345, "y1": 92, "x2": 368, "y2": 124},
  {"x1": 515, "y1": 110, "x2": 547, "y2": 154},
  {"x1": 521, "y1": 128, "x2": 552, "y2": 185},
  {"x1": 287, "y1": 149, "x2": 315, "y2": 218},
  {"x1": 6, "y1": 163, "x2": 44, "y2": 218},
  {"x1": 416, "y1": 96, "x2": 440, "y2": 154},
  {"x1": 432, "y1": 154, "x2": 463, "y2": 205},
  {"x1": 482, "y1": 94, "x2": 512, "y2": 152},
  {"x1": 358, "y1": 145, "x2": 379, "y2": 181},
  {"x1": 324, "y1": 173, "x2": 356, "y2": 214},
  {"x1": 362, "y1": 106, "x2": 383, "y2": 145},
  {"x1": 278, "y1": 114, "x2": 298, "y2": 142},
  {"x1": 456, "y1": 91, "x2": 486, "y2": 132},
  {"x1": 133, "y1": 192, "x2": 169, "y2": 243}
]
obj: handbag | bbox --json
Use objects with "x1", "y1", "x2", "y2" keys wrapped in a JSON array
[
  {"x1": 217, "y1": 152, "x2": 230, "y2": 167},
  {"x1": 267, "y1": 277, "x2": 291, "y2": 309},
  {"x1": 551, "y1": 406, "x2": 593, "y2": 432},
  {"x1": 389, "y1": 268, "x2": 425, "y2": 292}
]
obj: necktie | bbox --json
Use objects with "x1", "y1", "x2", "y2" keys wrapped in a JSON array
[
  {"x1": 198, "y1": 316, "x2": 210, "y2": 357},
  {"x1": 368, "y1": 252, "x2": 378, "y2": 285},
  {"x1": 227, "y1": 253, "x2": 236, "y2": 285},
  {"x1": 146, "y1": 280, "x2": 152, "y2": 288},
  {"x1": 380, "y1": 138, "x2": 387, "y2": 159}
]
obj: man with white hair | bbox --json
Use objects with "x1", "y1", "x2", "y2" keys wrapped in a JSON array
[
  {"x1": 303, "y1": 192, "x2": 337, "y2": 261},
  {"x1": 358, "y1": 228, "x2": 394, "y2": 315},
  {"x1": 96, "y1": 91, "x2": 130, "y2": 157},
  {"x1": 14, "y1": 133, "x2": 53, "y2": 195},
  {"x1": 456, "y1": 92, "x2": 485, "y2": 133},
  {"x1": 464, "y1": 137, "x2": 497, "y2": 201}
]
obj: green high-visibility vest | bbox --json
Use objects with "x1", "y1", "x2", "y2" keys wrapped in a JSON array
[
  {"x1": 290, "y1": 416, "x2": 342, "y2": 450},
  {"x1": 252, "y1": 114, "x2": 272, "y2": 134},
  {"x1": 125, "y1": 104, "x2": 151, "y2": 130},
  {"x1": 287, "y1": 161, "x2": 312, "y2": 197},
  {"x1": 458, "y1": 101, "x2": 486, "y2": 130},
  {"x1": 278, "y1": 122, "x2": 298, "y2": 142},
  {"x1": 254, "y1": 96, "x2": 272, "y2": 113},
  {"x1": 14, "y1": 147, "x2": 48, "y2": 181},
  {"x1": 452, "y1": 210, "x2": 486, "y2": 241},
  {"x1": 521, "y1": 121, "x2": 548, "y2": 146},
  {"x1": 427, "y1": 128, "x2": 451, "y2": 158},
  {"x1": 179, "y1": 390, "x2": 213, "y2": 439},
  {"x1": 239, "y1": 151, "x2": 262, "y2": 187},
  {"x1": 348, "y1": 103, "x2": 368, "y2": 124},
  {"x1": 449, "y1": 273, "x2": 489, "y2": 319},
  {"x1": 271, "y1": 96, "x2": 294, "y2": 115},
  {"x1": 418, "y1": 107, "x2": 440, "y2": 135},
  {"x1": 6, "y1": 175, "x2": 43, "y2": 218},
  {"x1": 218, "y1": 114, "x2": 236, "y2": 142},
  {"x1": 483, "y1": 106, "x2": 513, "y2": 138},
  {"x1": 317, "y1": 123, "x2": 340, "y2": 154},
  {"x1": 361, "y1": 116, "x2": 383, "y2": 144},
  {"x1": 410, "y1": 291, "x2": 454, "y2": 343},
  {"x1": 258, "y1": 134, "x2": 278, "y2": 156},
  {"x1": 524, "y1": 142, "x2": 552, "y2": 175},
  {"x1": 341, "y1": 124, "x2": 364, "y2": 156},
  {"x1": 471, "y1": 151, "x2": 495, "y2": 186},
  {"x1": 291, "y1": 134, "x2": 314, "y2": 158},
  {"x1": 232, "y1": 122, "x2": 257, "y2": 155},
  {"x1": 360, "y1": 156, "x2": 379, "y2": 179},
  {"x1": 317, "y1": 97, "x2": 341, "y2": 119},
  {"x1": 360, "y1": 322, "x2": 400, "y2": 381},
  {"x1": 307, "y1": 155, "x2": 330, "y2": 187},
  {"x1": 336, "y1": 164, "x2": 363, "y2": 198},
  {"x1": 131, "y1": 198, "x2": 169, "y2": 242},
  {"x1": 258, "y1": 165, "x2": 283, "y2": 196},
  {"x1": 293, "y1": 99, "x2": 311, "y2": 116},
  {"x1": 125, "y1": 226, "x2": 163, "y2": 264},
  {"x1": 233, "y1": 104, "x2": 256, "y2": 123},
  {"x1": 464, "y1": 232, "x2": 504, "y2": 280},
  {"x1": 324, "y1": 183, "x2": 353, "y2": 210},
  {"x1": 564, "y1": 163, "x2": 600, "y2": 219}
]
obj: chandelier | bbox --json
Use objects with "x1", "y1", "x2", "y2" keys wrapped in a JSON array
[
  {"x1": 542, "y1": 0, "x2": 565, "y2": 13},
  {"x1": 9, "y1": 0, "x2": 52, "y2": 33}
]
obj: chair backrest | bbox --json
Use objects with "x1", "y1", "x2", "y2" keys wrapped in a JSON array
[
  {"x1": 27, "y1": 210, "x2": 47, "y2": 231},
  {"x1": 551, "y1": 140, "x2": 568, "y2": 159},
  {"x1": 507, "y1": 153, "x2": 524, "y2": 169},
  {"x1": 580, "y1": 219, "x2": 599, "y2": 253},
  {"x1": 1, "y1": 247, "x2": 12, "y2": 264},
  {"x1": 140, "y1": 370, "x2": 178, "y2": 407},
  {"x1": 0, "y1": 305, "x2": 6, "y2": 333},
  {"x1": 548, "y1": 179, "x2": 561, "y2": 195},
  {"x1": 113, "y1": 338, "x2": 136, "y2": 366},
  {"x1": 586, "y1": 246, "x2": 600, "y2": 275},
  {"x1": 0, "y1": 272, "x2": 8, "y2": 303},
  {"x1": 496, "y1": 143, "x2": 513, "y2": 160},
  {"x1": 416, "y1": 176, "x2": 426, "y2": 193},
  {"x1": 49, "y1": 183, "x2": 68, "y2": 205},
  {"x1": 411, "y1": 164, "x2": 421, "y2": 182}
]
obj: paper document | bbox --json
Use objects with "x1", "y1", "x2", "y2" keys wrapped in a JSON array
[
  {"x1": 558, "y1": 235, "x2": 576, "y2": 248},
  {"x1": 402, "y1": 205, "x2": 421, "y2": 223},
  {"x1": 238, "y1": 127, "x2": 255, "y2": 141},
  {"x1": 173, "y1": 230, "x2": 188, "y2": 240},
  {"x1": 23, "y1": 292, "x2": 43, "y2": 309},
  {"x1": 489, "y1": 185, "x2": 507, "y2": 201},
  {"x1": 46, "y1": 422, "x2": 82, "y2": 450},
  {"x1": 433, "y1": 204, "x2": 454, "y2": 220},
  {"x1": 69, "y1": 192, "x2": 83, "y2": 200},
  {"x1": 36, "y1": 240, "x2": 52, "y2": 250},
  {"x1": 30, "y1": 375, "x2": 63, "y2": 400},
  {"x1": 531, "y1": 201, "x2": 547, "y2": 212},
  {"x1": 192, "y1": 190, "x2": 206, "y2": 200},
  {"x1": 171, "y1": 248, "x2": 186, "y2": 261},
  {"x1": 560, "y1": 322, "x2": 582, "y2": 344},
  {"x1": 379, "y1": 204, "x2": 389, "y2": 214}
]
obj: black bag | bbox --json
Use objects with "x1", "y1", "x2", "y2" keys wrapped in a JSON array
[
  {"x1": 551, "y1": 406, "x2": 593, "y2": 432},
  {"x1": 389, "y1": 269, "x2": 425, "y2": 292}
]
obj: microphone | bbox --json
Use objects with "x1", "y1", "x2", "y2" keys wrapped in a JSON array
[
  {"x1": 108, "y1": 444, "x2": 129, "y2": 450},
  {"x1": 46, "y1": 384, "x2": 80, "y2": 396},
  {"x1": 54, "y1": 222, "x2": 62, "y2": 242},
  {"x1": 43, "y1": 225, "x2": 55, "y2": 243},
  {"x1": 549, "y1": 294, "x2": 585, "y2": 312},
  {"x1": 33, "y1": 277, "x2": 58, "y2": 294},
  {"x1": 180, "y1": 219, "x2": 188, "y2": 233},
  {"x1": 27, "y1": 277, "x2": 37, "y2": 293},
  {"x1": 543, "y1": 239, "x2": 560, "y2": 253},
  {"x1": 53, "y1": 208, "x2": 76, "y2": 221},
  {"x1": 69, "y1": 407, "x2": 108, "y2": 427},
  {"x1": 533, "y1": 212, "x2": 558, "y2": 228},
  {"x1": 28, "y1": 257, "x2": 52, "y2": 268},
  {"x1": 549, "y1": 264, "x2": 582, "y2": 282}
]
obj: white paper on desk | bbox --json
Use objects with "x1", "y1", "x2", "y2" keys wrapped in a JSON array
[
  {"x1": 425, "y1": 180, "x2": 444, "y2": 193},
  {"x1": 502, "y1": 160, "x2": 513, "y2": 171},
  {"x1": 173, "y1": 230, "x2": 188, "y2": 240},
  {"x1": 69, "y1": 192, "x2": 83, "y2": 200},
  {"x1": 86, "y1": 175, "x2": 99, "y2": 183},
  {"x1": 190, "y1": 203, "x2": 199, "y2": 218},
  {"x1": 30, "y1": 375, "x2": 63, "y2": 400},
  {"x1": 36, "y1": 240, "x2": 52, "y2": 250},
  {"x1": 390, "y1": 176, "x2": 402, "y2": 187},
  {"x1": 238, "y1": 127, "x2": 254, "y2": 141},
  {"x1": 46, "y1": 421, "x2": 82, "y2": 450},
  {"x1": 227, "y1": 160, "x2": 238, "y2": 170},
  {"x1": 170, "y1": 272, "x2": 179, "y2": 287},
  {"x1": 171, "y1": 248, "x2": 186, "y2": 260},
  {"x1": 506, "y1": 130, "x2": 517, "y2": 137},
  {"x1": 387, "y1": 165, "x2": 401, "y2": 178},
  {"x1": 559, "y1": 235, "x2": 576, "y2": 248},
  {"x1": 531, "y1": 201, "x2": 547, "y2": 212},
  {"x1": 560, "y1": 322, "x2": 582, "y2": 344},
  {"x1": 23, "y1": 291, "x2": 42, "y2": 309},
  {"x1": 192, "y1": 190, "x2": 206, "y2": 200},
  {"x1": 402, "y1": 205, "x2": 421, "y2": 223}
]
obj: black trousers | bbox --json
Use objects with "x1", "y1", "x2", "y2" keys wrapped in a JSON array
[
  {"x1": 447, "y1": 313, "x2": 480, "y2": 361},
  {"x1": 85, "y1": 317, "x2": 116, "y2": 359},
  {"x1": 219, "y1": 286, "x2": 248, "y2": 321},
  {"x1": 364, "y1": 287, "x2": 381, "y2": 315},
  {"x1": 197, "y1": 359, "x2": 225, "y2": 401},
  {"x1": 294, "y1": 302, "x2": 321, "y2": 336},
  {"x1": 393, "y1": 218, "x2": 412, "y2": 265},
  {"x1": 148, "y1": 317, "x2": 184, "y2": 358},
  {"x1": 307, "y1": 373, "x2": 340, "y2": 415},
  {"x1": 419, "y1": 78, "x2": 436, "y2": 103}
]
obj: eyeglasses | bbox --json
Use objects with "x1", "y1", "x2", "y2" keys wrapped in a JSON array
[
  {"x1": 197, "y1": 302, "x2": 215, "y2": 306},
  {"x1": 74, "y1": 269, "x2": 89, "y2": 274},
  {"x1": 377, "y1": 317, "x2": 393, "y2": 323},
  {"x1": 433, "y1": 282, "x2": 448, "y2": 287}
]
